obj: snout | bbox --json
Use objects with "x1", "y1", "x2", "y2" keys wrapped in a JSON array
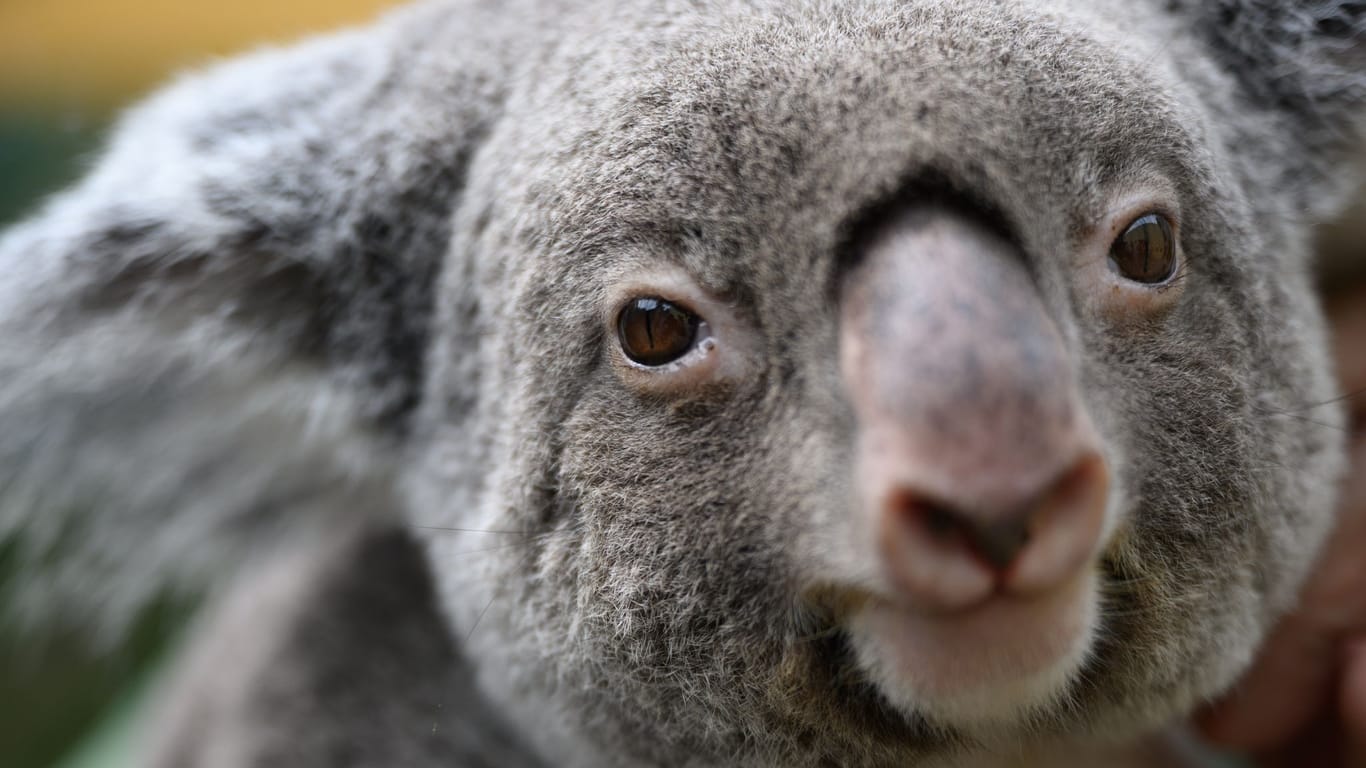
[{"x1": 838, "y1": 206, "x2": 1110, "y2": 724}]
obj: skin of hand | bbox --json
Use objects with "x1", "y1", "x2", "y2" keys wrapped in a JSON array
[{"x1": 1198, "y1": 279, "x2": 1366, "y2": 767}]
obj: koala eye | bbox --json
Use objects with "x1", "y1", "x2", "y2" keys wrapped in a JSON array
[
  {"x1": 1109, "y1": 213, "x2": 1177, "y2": 284},
  {"x1": 617, "y1": 297, "x2": 701, "y2": 366}
]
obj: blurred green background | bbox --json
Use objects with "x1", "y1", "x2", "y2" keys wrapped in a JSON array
[{"x1": 0, "y1": 3, "x2": 400, "y2": 766}]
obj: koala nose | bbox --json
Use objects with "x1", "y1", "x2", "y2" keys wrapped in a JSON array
[{"x1": 841, "y1": 206, "x2": 1110, "y2": 612}]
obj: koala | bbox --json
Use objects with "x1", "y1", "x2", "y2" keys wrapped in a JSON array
[{"x1": 2, "y1": 0, "x2": 1364, "y2": 766}]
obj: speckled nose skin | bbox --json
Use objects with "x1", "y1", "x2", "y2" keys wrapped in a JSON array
[{"x1": 840, "y1": 206, "x2": 1109, "y2": 612}]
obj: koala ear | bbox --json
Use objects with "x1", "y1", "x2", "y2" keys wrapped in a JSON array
[
  {"x1": 0, "y1": 4, "x2": 514, "y2": 637},
  {"x1": 1188, "y1": 2, "x2": 1365, "y2": 135},
  {"x1": 1174, "y1": 2, "x2": 1366, "y2": 200}
]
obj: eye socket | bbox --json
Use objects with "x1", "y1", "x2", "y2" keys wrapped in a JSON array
[
  {"x1": 617, "y1": 297, "x2": 701, "y2": 367},
  {"x1": 1109, "y1": 213, "x2": 1177, "y2": 284}
]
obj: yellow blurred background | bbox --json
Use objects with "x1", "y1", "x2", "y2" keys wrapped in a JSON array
[{"x1": 0, "y1": 0, "x2": 401, "y2": 106}]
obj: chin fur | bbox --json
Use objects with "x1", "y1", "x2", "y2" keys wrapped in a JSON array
[{"x1": 848, "y1": 574, "x2": 1101, "y2": 736}]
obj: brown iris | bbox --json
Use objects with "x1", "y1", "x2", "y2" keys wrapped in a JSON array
[
  {"x1": 617, "y1": 297, "x2": 699, "y2": 366},
  {"x1": 1110, "y1": 213, "x2": 1177, "y2": 284}
]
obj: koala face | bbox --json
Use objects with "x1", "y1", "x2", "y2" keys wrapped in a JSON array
[{"x1": 411, "y1": 1, "x2": 1347, "y2": 765}]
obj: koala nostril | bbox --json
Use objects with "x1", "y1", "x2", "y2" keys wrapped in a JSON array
[
  {"x1": 900, "y1": 498, "x2": 1032, "y2": 573},
  {"x1": 967, "y1": 517, "x2": 1032, "y2": 572},
  {"x1": 1007, "y1": 452, "x2": 1110, "y2": 595},
  {"x1": 919, "y1": 502, "x2": 964, "y2": 540}
]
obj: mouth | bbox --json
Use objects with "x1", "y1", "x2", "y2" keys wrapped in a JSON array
[{"x1": 802, "y1": 568, "x2": 1100, "y2": 734}]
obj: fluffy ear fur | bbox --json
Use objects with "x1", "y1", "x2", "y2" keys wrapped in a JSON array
[
  {"x1": 0, "y1": 0, "x2": 520, "y2": 638},
  {"x1": 1187, "y1": 1, "x2": 1365, "y2": 140},
  {"x1": 1171, "y1": 1, "x2": 1366, "y2": 209}
]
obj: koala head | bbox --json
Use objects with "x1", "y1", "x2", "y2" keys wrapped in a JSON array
[
  {"x1": 8, "y1": 0, "x2": 1360, "y2": 766},
  {"x1": 405, "y1": 1, "x2": 1364, "y2": 765}
]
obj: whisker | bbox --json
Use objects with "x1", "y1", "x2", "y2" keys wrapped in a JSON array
[
  {"x1": 790, "y1": 623, "x2": 845, "y2": 645},
  {"x1": 410, "y1": 524, "x2": 566, "y2": 536},
  {"x1": 1249, "y1": 406, "x2": 1348, "y2": 433},
  {"x1": 436, "y1": 543, "x2": 555, "y2": 558},
  {"x1": 1277, "y1": 385, "x2": 1366, "y2": 414},
  {"x1": 466, "y1": 595, "x2": 497, "y2": 644},
  {"x1": 1098, "y1": 574, "x2": 1159, "y2": 588}
]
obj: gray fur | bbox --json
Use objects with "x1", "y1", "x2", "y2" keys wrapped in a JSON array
[{"x1": 1, "y1": 0, "x2": 1364, "y2": 765}]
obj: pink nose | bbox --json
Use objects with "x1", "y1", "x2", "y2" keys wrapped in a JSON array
[
  {"x1": 875, "y1": 450, "x2": 1109, "y2": 610},
  {"x1": 841, "y1": 206, "x2": 1110, "y2": 613}
]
